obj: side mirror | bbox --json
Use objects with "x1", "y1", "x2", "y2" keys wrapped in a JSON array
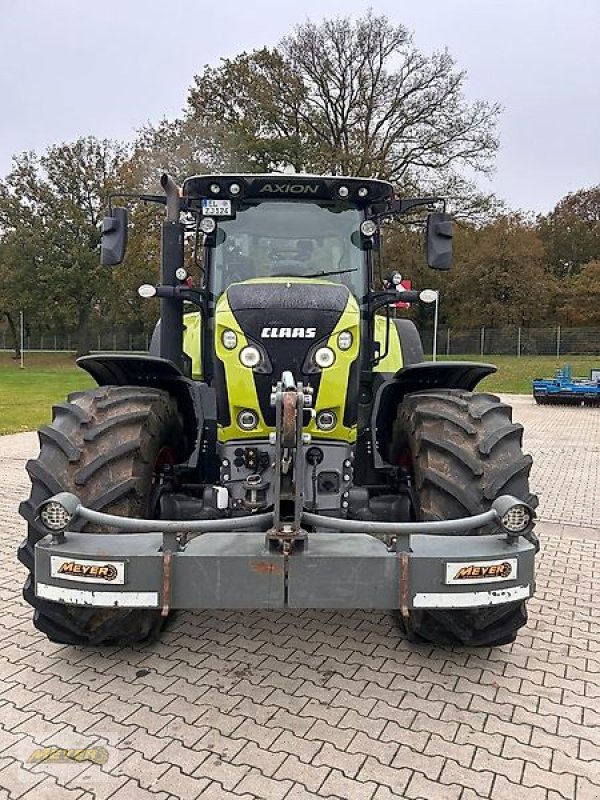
[
  {"x1": 100, "y1": 207, "x2": 128, "y2": 266},
  {"x1": 426, "y1": 212, "x2": 453, "y2": 270}
]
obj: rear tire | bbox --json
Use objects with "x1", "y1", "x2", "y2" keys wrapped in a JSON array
[
  {"x1": 391, "y1": 389, "x2": 537, "y2": 647},
  {"x1": 18, "y1": 386, "x2": 186, "y2": 646}
]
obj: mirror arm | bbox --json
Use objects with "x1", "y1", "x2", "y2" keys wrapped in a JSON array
[
  {"x1": 369, "y1": 196, "x2": 446, "y2": 223},
  {"x1": 369, "y1": 290, "x2": 404, "y2": 314},
  {"x1": 107, "y1": 192, "x2": 168, "y2": 213}
]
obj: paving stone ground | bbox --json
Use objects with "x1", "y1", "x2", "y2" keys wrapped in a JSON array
[{"x1": 0, "y1": 395, "x2": 598, "y2": 800}]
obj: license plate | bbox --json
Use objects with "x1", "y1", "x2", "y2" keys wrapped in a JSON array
[
  {"x1": 202, "y1": 198, "x2": 231, "y2": 216},
  {"x1": 445, "y1": 558, "x2": 517, "y2": 585}
]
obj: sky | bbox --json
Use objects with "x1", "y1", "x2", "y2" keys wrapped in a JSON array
[{"x1": 1, "y1": 0, "x2": 599, "y2": 214}]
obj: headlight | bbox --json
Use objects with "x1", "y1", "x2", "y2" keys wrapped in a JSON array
[
  {"x1": 314, "y1": 347, "x2": 335, "y2": 368},
  {"x1": 238, "y1": 409, "x2": 259, "y2": 430},
  {"x1": 360, "y1": 220, "x2": 377, "y2": 237},
  {"x1": 316, "y1": 410, "x2": 337, "y2": 431},
  {"x1": 240, "y1": 346, "x2": 262, "y2": 368},
  {"x1": 200, "y1": 217, "x2": 216, "y2": 234},
  {"x1": 222, "y1": 329, "x2": 238, "y2": 350},
  {"x1": 337, "y1": 331, "x2": 353, "y2": 351}
]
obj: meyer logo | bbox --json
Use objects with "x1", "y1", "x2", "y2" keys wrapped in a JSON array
[
  {"x1": 58, "y1": 562, "x2": 118, "y2": 581},
  {"x1": 50, "y1": 555, "x2": 126, "y2": 585},
  {"x1": 261, "y1": 327, "x2": 316, "y2": 339},
  {"x1": 445, "y1": 558, "x2": 517, "y2": 585},
  {"x1": 259, "y1": 183, "x2": 320, "y2": 195},
  {"x1": 453, "y1": 562, "x2": 512, "y2": 580}
]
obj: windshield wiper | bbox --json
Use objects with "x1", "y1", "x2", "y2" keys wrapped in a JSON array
[{"x1": 297, "y1": 268, "x2": 358, "y2": 278}]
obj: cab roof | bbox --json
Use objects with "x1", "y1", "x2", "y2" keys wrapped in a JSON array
[{"x1": 182, "y1": 173, "x2": 394, "y2": 206}]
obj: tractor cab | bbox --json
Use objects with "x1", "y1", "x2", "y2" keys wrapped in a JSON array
[{"x1": 184, "y1": 175, "x2": 395, "y2": 447}]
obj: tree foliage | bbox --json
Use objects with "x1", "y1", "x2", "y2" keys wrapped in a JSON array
[
  {"x1": 0, "y1": 137, "x2": 128, "y2": 354},
  {"x1": 0, "y1": 13, "x2": 598, "y2": 349},
  {"x1": 538, "y1": 185, "x2": 600, "y2": 279},
  {"x1": 187, "y1": 12, "x2": 500, "y2": 202}
]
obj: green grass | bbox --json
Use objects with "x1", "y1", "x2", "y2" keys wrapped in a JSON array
[
  {"x1": 1, "y1": 350, "x2": 599, "y2": 435},
  {"x1": 439, "y1": 354, "x2": 600, "y2": 394},
  {"x1": 0, "y1": 352, "x2": 94, "y2": 435}
]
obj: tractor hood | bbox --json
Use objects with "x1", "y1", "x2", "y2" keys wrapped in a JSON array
[{"x1": 214, "y1": 279, "x2": 360, "y2": 440}]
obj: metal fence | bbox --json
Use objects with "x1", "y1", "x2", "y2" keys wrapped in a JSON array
[
  {"x1": 421, "y1": 326, "x2": 600, "y2": 358},
  {"x1": 2, "y1": 324, "x2": 600, "y2": 358}
]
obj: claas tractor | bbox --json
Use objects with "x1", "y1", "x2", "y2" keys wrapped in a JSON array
[{"x1": 18, "y1": 173, "x2": 538, "y2": 647}]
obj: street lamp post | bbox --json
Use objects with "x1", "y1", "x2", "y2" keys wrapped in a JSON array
[{"x1": 419, "y1": 289, "x2": 440, "y2": 362}]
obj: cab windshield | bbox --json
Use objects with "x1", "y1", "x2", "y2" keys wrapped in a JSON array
[{"x1": 209, "y1": 200, "x2": 365, "y2": 297}]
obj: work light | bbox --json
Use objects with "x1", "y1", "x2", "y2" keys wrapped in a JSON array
[
  {"x1": 316, "y1": 410, "x2": 337, "y2": 431},
  {"x1": 238, "y1": 410, "x2": 259, "y2": 430},
  {"x1": 222, "y1": 329, "x2": 237, "y2": 350},
  {"x1": 492, "y1": 496, "x2": 534, "y2": 533},
  {"x1": 337, "y1": 331, "x2": 353, "y2": 351}
]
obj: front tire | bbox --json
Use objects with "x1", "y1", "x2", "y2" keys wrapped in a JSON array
[
  {"x1": 391, "y1": 389, "x2": 537, "y2": 647},
  {"x1": 18, "y1": 386, "x2": 186, "y2": 646}
]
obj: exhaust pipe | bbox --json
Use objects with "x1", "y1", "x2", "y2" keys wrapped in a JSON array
[{"x1": 160, "y1": 173, "x2": 180, "y2": 222}]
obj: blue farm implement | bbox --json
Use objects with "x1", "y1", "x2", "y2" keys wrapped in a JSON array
[{"x1": 533, "y1": 364, "x2": 600, "y2": 406}]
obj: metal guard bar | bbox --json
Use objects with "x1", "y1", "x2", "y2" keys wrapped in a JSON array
[
  {"x1": 302, "y1": 508, "x2": 498, "y2": 535},
  {"x1": 41, "y1": 493, "x2": 529, "y2": 537}
]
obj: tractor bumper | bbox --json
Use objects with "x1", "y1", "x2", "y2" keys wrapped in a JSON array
[{"x1": 34, "y1": 528, "x2": 536, "y2": 613}]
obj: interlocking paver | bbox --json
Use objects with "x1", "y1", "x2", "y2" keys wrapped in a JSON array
[
  {"x1": 273, "y1": 753, "x2": 331, "y2": 793},
  {"x1": 1, "y1": 398, "x2": 600, "y2": 800}
]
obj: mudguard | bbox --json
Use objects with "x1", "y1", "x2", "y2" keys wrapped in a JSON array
[
  {"x1": 77, "y1": 354, "x2": 218, "y2": 477},
  {"x1": 371, "y1": 361, "x2": 497, "y2": 468}
]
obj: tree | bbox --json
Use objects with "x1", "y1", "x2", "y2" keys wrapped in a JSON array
[
  {"x1": 444, "y1": 216, "x2": 555, "y2": 329},
  {"x1": 559, "y1": 260, "x2": 600, "y2": 326},
  {"x1": 186, "y1": 12, "x2": 500, "y2": 202},
  {"x1": 0, "y1": 137, "x2": 128, "y2": 355},
  {"x1": 538, "y1": 185, "x2": 600, "y2": 279}
]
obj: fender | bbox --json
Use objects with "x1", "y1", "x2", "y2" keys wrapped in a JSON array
[
  {"x1": 77, "y1": 354, "x2": 218, "y2": 478},
  {"x1": 371, "y1": 361, "x2": 497, "y2": 468}
]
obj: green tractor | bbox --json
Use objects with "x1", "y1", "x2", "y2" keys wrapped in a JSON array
[{"x1": 19, "y1": 173, "x2": 538, "y2": 647}]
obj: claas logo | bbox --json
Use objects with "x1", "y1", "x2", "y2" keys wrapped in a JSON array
[
  {"x1": 453, "y1": 562, "x2": 512, "y2": 580},
  {"x1": 58, "y1": 562, "x2": 118, "y2": 581}
]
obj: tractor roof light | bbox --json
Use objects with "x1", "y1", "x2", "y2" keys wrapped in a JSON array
[
  {"x1": 209, "y1": 183, "x2": 221, "y2": 195},
  {"x1": 229, "y1": 182, "x2": 241, "y2": 195},
  {"x1": 357, "y1": 186, "x2": 369, "y2": 198},
  {"x1": 338, "y1": 185, "x2": 350, "y2": 198}
]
